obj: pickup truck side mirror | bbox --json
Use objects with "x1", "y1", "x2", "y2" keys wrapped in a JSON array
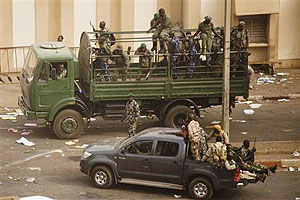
[{"x1": 51, "y1": 68, "x2": 57, "y2": 80}]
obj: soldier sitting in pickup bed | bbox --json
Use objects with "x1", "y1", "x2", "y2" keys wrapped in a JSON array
[
  {"x1": 207, "y1": 125, "x2": 229, "y2": 144},
  {"x1": 202, "y1": 136, "x2": 227, "y2": 167}
]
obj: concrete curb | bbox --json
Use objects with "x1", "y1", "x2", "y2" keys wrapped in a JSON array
[
  {"x1": 257, "y1": 158, "x2": 300, "y2": 168},
  {"x1": 237, "y1": 94, "x2": 300, "y2": 101}
]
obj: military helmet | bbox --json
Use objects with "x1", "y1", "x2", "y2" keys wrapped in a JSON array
[
  {"x1": 154, "y1": 13, "x2": 159, "y2": 19},
  {"x1": 116, "y1": 44, "x2": 123, "y2": 50},
  {"x1": 169, "y1": 30, "x2": 175, "y2": 37},
  {"x1": 141, "y1": 43, "x2": 147, "y2": 48},
  {"x1": 128, "y1": 93, "x2": 134, "y2": 97},
  {"x1": 186, "y1": 31, "x2": 192, "y2": 36},
  {"x1": 239, "y1": 21, "x2": 246, "y2": 26},
  {"x1": 204, "y1": 16, "x2": 212, "y2": 21}
]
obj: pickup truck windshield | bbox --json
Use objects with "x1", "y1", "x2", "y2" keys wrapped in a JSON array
[{"x1": 23, "y1": 48, "x2": 38, "y2": 82}]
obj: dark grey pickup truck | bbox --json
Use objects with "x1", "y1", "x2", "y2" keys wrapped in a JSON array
[{"x1": 80, "y1": 128, "x2": 245, "y2": 199}]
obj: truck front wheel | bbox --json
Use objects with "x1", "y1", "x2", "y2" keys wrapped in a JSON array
[
  {"x1": 165, "y1": 105, "x2": 193, "y2": 128},
  {"x1": 53, "y1": 109, "x2": 84, "y2": 139},
  {"x1": 189, "y1": 177, "x2": 214, "y2": 200}
]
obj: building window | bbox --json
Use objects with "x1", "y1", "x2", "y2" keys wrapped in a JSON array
[{"x1": 239, "y1": 15, "x2": 268, "y2": 43}]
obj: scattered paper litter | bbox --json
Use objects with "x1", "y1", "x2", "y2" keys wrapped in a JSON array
[
  {"x1": 244, "y1": 109, "x2": 255, "y2": 115},
  {"x1": 236, "y1": 100, "x2": 253, "y2": 105},
  {"x1": 282, "y1": 129, "x2": 293, "y2": 133},
  {"x1": 53, "y1": 149, "x2": 63, "y2": 153},
  {"x1": 8, "y1": 128, "x2": 18, "y2": 133},
  {"x1": 0, "y1": 115, "x2": 17, "y2": 120},
  {"x1": 288, "y1": 167, "x2": 295, "y2": 172},
  {"x1": 21, "y1": 131, "x2": 31, "y2": 136},
  {"x1": 174, "y1": 194, "x2": 182, "y2": 198},
  {"x1": 90, "y1": 117, "x2": 96, "y2": 122},
  {"x1": 4, "y1": 107, "x2": 10, "y2": 111},
  {"x1": 24, "y1": 123, "x2": 37, "y2": 127},
  {"x1": 280, "y1": 78, "x2": 288, "y2": 82},
  {"x1": 74, "y1": 144, "x2": 89, "y2": 149},
  {"x1": 45, "y1": 155, "x2": 51, "y2": 158},
  {"x1": 249, "y1": 104, "x2": 262, "y2": 109},
  {"x1": 232, "y1": 120, "x2": 246, "y2": 123},
  {"x1": 292, "y1": 151, "x2": 299, "y2": 157},
  {"x1": 28, "y1": 167, "x2": 41, "y2": 171},
  {"x1": 278, "y1": 99, "x2": 290, "y2": 102},
  {"x1": 211, "y1": 121, "x2": 220, "y2": 125},
  {"x1": 240, "y1": 132, "x2": 248, "y2": 135},
  {"x1": 73, "y1": 139, "x2": 79, "y2": 143},
  {"x1": 26, "y1": 177, "x2": 36, "y2": 183},
  {"x1": 20, "y1": 196, "x2": 53, "y2": 200},
  {"x1": 65, "y1": 141, "x2": 76, "y2": 145},
  {"x1": 16, "y1": 137, "x2": 35, "y2": 147},
  {"x1": 276, "y1": 72, "x2": 289, "y2": 76}
]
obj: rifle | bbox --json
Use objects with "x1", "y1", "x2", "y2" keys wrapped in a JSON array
[
  {"x1": 145, "y1": 64, "x2": 155, "y2": 80},
  {"x1": 253, "y1": 137, "x2": 256, "y2": 149},
  {"x1": 89, "y1": 21, "x2": 98, "y2": 40}
]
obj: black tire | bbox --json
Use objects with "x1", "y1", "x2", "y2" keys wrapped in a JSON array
[
  {"x1": 91, "y1": 166, "x2": 114, "y2": 189},
  {"x1": 189, "y1": 177, "x2": 214, "y2": 200},
  {"x1": 164, "y1": 105, "x2": 193, "y2": 128},
  {"x1": 53, "y1": 109, "x2": 84, "y2": 139}
]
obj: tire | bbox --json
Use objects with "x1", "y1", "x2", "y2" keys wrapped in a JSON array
[
  {"x1": 189, "y1": 177, "x2": 214, "y2": 200},
  {"x1": 91, "y1": 166, "x2": 114, "y2": 189},
  {"x1": 164, "y1": 105, "x2": 193, "y2": 128},
  {"x1": 53, "y1": 109, "x2": 84, "y2": 139}
]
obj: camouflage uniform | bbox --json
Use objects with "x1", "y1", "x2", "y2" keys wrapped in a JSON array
[
  {"x1": 186, "y1": 38, "x2": 197, "y2": 78},
  {"x1": 188, "y1": 120, "x2": 201, "y2": 160},
  {"x1": 230, "y1": 25, "x2": 249, "y2": 65},
  {"x1": 134, "y1": 46, "x2": 153, "y2": 80},
  {"x1": 94, "y1": 40, "x2": 111, "y2": 81},
  {"x1": 169, "y1": 36, "x2": 180, "y2": 79},
  {"x1": 152, "y1": 14, "x2": 172, "y2": 42},
  {"x1": 112, "y1": 47, "x2": 130, "y2": 81},
  {"x1": 202, "y1": 142, "x2": 227, "y2": 167},
  {"x1": 196, "y1": 21, "x2": 215, "y2": 53},
  {"x1": 124, "y1": 99, "x2": 140, "y2": 137}
]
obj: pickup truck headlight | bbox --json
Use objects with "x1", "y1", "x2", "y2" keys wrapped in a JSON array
[{"x1": 82, "y1": 151, "x2": 92, "y2": 159}]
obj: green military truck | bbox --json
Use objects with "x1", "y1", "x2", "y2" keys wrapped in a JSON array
[{"x1": 18, "y1": 31, "x2": 249, "y2": 139}]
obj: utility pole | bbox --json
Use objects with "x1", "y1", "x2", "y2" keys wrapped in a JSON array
[{"x1": 222, "y1": 0, "x2": 231, "y2": 138}]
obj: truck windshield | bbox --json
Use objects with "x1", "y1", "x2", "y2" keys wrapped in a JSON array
[{"x1": 23, "y1": 48, "x2": 38, "y2": 82}]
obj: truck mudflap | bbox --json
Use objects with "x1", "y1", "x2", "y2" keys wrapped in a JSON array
[{"x1": 18, "y1": 96, "x2": 36, "y2": 120}]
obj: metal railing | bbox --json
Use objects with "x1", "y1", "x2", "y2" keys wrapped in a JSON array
[{"x1": 0, "y1": 46, "x2": 79, "y2": 74}]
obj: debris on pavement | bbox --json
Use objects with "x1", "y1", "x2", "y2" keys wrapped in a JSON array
[
  {"x1": 282, "y1": 129, "x2": 293, "y2": 133},
  {"x1": 28, "y1": 167, "x2": 41, "y2": 171},
  {"x1": 73, "y1": 139, "x2": 79, "y2": 143},
  {"x1": 249, "y1": 104, "x2": 262, "y2": 109},
  {"x1": 45, "y1": 155, "x2": 51, "y2": 158},
  {"x1": 21, "y1": 131, "x2": 31, "y2": 136},
  {"x1": 257, "y1": 76, "x2": 276, "y2": 84},
  {"x1": 90, "y1": 117, "x2": 96, "y2": 121},
  {"x1": 16, "y1": 137, "x2": 35, "y2": 147},
  {"x1": 53, "y1": 149, "x2": 63, "y2": 153},
  {"x1": 26, "y1": 177, "x2": 36, "y2": 183},
  {"x1": 174, "y1": 194, "x2": 182, "y2": 198},
  {"x1": 288, "y1": 167, "x2": 295, "y2": 172},
  {"x1": 232, "y1": 120, "x2": 246, "y2": 123},
  {"x1": 280, "y1": 78, "x2": 288, "y2": 82},
  {"x1": 8, "y1": 128, "x2": 18, "y2": 133},
  {"x1": 65, "y1": 141, "x2": 76, "y2": 146},
  {"x1": 0, "y1": 115, "x2": 17, "y2": 120},
  {"x1": 292, "y1": 151, "x2": 300, "y2": 157},
  {"x1": 244, "y1": 109, "x2": 255, "y2": 115},
  {"x1": 241, "y1": 132, "x2": 248, "y2": 135},
  {"x1": 211, "y1": 121, "x2": 220, "y2": 125},
  {"x1": 278, "y1": 99, "x2": 290, "y2": 102},
  {"x1": 24, "y1": 123, "x2": 37, "y2": 127},
  {"x1": 4, "y1": 107, "x2": 10, "y2": 111},
  {"x1": 276, "y1": 72, "x2": 289, "y2": 76},
  {"x1": 235, "y1": 100, "x2": 253, "y2": 104},
  {"x1": 20, "y1": 196, "x2": 53, "y2": 200},
  {"x1": 74, "y1": 144, "x2": 89, "y2": 149}
]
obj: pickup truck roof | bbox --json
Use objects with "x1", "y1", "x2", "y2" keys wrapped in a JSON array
[
  {"x1": 137, "y1": 127, "x2": 184, "y2": 141},
  {"x1": 32, "y1": 42, "x2": 76, "y2": 61}
]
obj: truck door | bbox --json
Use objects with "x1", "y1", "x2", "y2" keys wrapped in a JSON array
[
  {"x1": 117, "y1": 140, "x2": 153, "y2": 180},
  {"x1": 151, "y1": 140, "x2": 184, "y2": 184},
  {"x1": 34, "y1": 61, "x2": 73, "y2": 111}
]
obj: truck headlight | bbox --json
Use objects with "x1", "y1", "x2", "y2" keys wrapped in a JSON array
[{"x1": 82, "y1": 151, "x2": 92, "y2": 159}]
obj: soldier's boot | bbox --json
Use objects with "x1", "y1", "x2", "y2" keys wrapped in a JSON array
[
  {"x1": 256, "y1": 173, "x2": 266, "y2": 182},
  {"x1": 269, "y1": 164, "x2": 277, "y2": 174},
  {"x1": 158, "y1": 41, "x2": 166, "y2": 54},
  {"x1": 151, "y1": 41, "x2": 157, "y2": 52}
]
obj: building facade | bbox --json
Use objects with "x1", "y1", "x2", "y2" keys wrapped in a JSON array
[{"x1": 0, "y1": 0, "x2": 299, "y2": 72}]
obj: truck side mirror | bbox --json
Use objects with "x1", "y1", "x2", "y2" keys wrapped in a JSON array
[{"x1": 51, "y1": 68, "x2": 57, "y2": 80}]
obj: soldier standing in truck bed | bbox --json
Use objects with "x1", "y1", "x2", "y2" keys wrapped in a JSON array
[
  {"x1": 112, "y1": 45, "x2": 130, "y2": 81},
  {"x1": 123, "y1": 94, "x2": 140, "y2": 137},
  {"x1": 134, "y1": 43, "x2": 153, "y2": 80},
  {"x1": 147, "y1": 8, "x2": 172, "y2": 53}
]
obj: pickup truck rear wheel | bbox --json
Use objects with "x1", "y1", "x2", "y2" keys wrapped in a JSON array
[
  {"x1": 189, "y1": 177, "x2": 213, "y2": 200},
  {"x1": 53, "y1": 109, "x2": 84, "y2": 139},
  {"x1": 165, "y1": 105, "x2": 193, "y2": 128},
  {"x1": 91, "y1": 166, "x2": 114, "y2": 189}
]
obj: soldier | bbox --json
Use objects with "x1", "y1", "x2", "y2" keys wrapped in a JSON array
[
  {"x1": 147, "y1": 8, "x2": 172, "y2": 53},
  {"x1": 56, "y1": 63, "x2": 67, "y2": 80},
  {"x1": 185, "y1": 37, "x2": 197, "y2": 79},
  {"x1": 57, "y1": 35, "x2": 64, "y2": 42},
  {"x1": 230, "y1": 21, "x2": 249, "y2": 65},
  {"x1": 112, "y1": 45, "x2": 130, "y2": 81},
  {"x1": 134, "y1": 43, "x2": 153, "y2": 80},
  {"x1": 237, "y1": 140, "x2": 256, "y2": 163},
  {"x1": 97, "y1": 21, "x2": 116, "y2": 46},
  {"x1": 91, "y1": 35, "x2": 111, "y2": 81},
  {"x1": 150, "y1": 13, "x2": 159, "y2": 30},
  {"x1": 202, "y1": 136, "x2": 227, "y2": 167},
  {"x1": 193, "y1": 16, "x2": 219, "y2": 54},
  {"x1": 169, "y1": 31, "x2": 180, "y2": 79},
  {"x1": 207, "y1": 125, "x2": 229, "y2": 144},
  {"x1": 187, "y1": 113, "x2": 201, "y2": 160},
  {"x1": 123, "y1": 94, "x2": 140, "y2": 137}
]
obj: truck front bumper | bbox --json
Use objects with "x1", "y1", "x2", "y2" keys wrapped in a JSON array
[{"x1": 18, "y1": 96, "x2": 36, "y2": 120}]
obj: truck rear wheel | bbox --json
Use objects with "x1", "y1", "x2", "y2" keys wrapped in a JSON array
[
  {"x1": 164, "y1": 105, "x2": 193, "y2": 128},
  {"x1": 189, "y1": 177, "x2": 214, "y2": 200},
  {"x1": 53, "y1": 109, "x2": 84, "y2": 139}
]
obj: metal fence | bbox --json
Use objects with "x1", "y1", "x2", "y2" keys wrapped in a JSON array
[{"x1": 0, "y1": 46, "x2": 79, "y2": 74}]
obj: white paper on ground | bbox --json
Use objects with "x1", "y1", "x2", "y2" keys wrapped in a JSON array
[
  {"x1": 244, "y1": 109, "x2": 255, "y2": 115},
  {"x1": 24, "y1": 123, "x2": 37, "y2": 127},
  {"x1": 292, "y1": 151, "x2": 300, "y2": 157},
  {"x1": 249, "y1": 104, "x2": 262, "y2": 109},
  {"x1": 278, "y1": 99, "x2": 290, "y2": 102},
  {"x1": 16, "y1": 137, "x2": 35, "y2": 147},
  {"x1": 240, "y1": 132, "x2": 248, "y2": 135},
  {"x1": 20, "y1": 196, "x2": 53, "y2": 200}
]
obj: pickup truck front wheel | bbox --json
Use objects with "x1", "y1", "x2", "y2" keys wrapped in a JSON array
[
  {"x1": 53, "y1": 109, "x2": 84, "y2": 139},
  {"x1": 91, "y1": 166, "x2": 114, "y2": 189},
  {"x1": 189, "y1": 177, "x2": 213, "y2": 200}
]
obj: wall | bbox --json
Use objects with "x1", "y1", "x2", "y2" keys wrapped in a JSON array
[{"x1": 201, "y1": 0, "x2": 224, "y2": 27}]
